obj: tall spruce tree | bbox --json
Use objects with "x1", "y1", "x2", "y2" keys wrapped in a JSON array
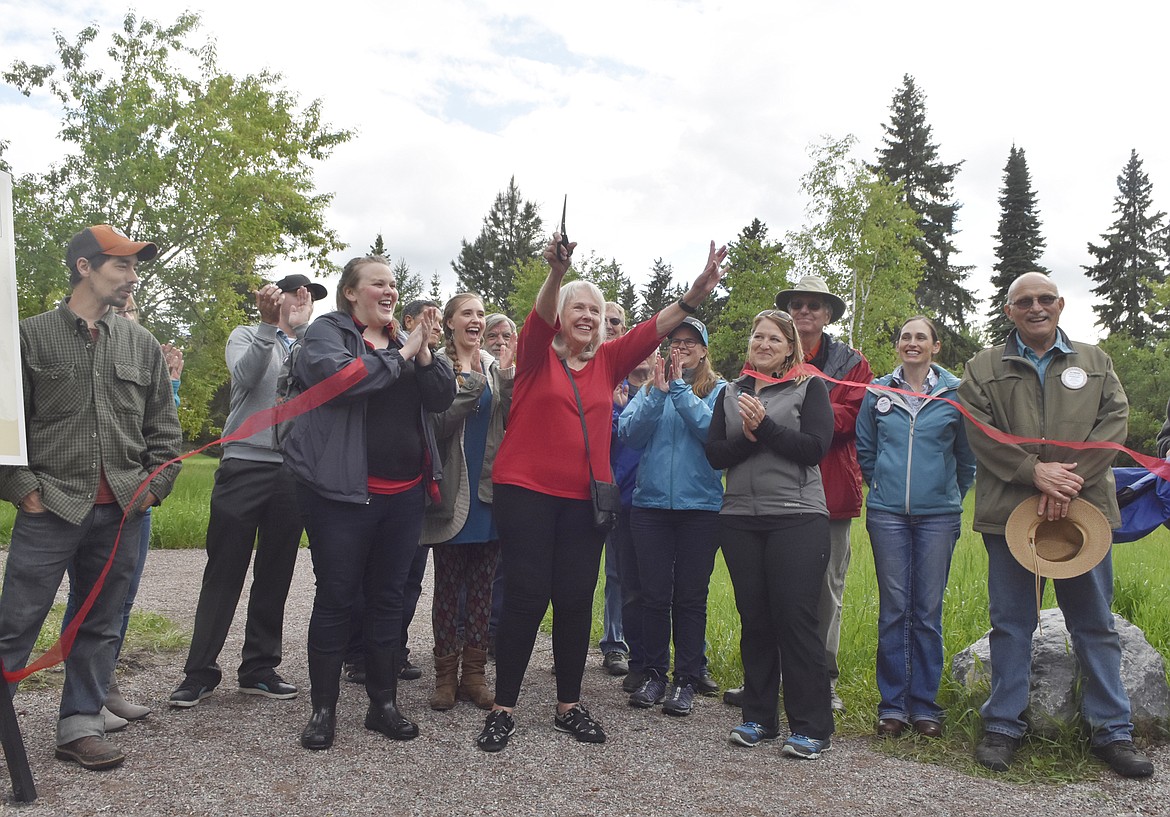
[
  {"x1": 639, "y1": 258, "x2": 684, "y2": 321},
  {"x1": 873, "y1": 75, "x2": 975, "y2": 334},
  {"x1": 988, "y1": 146, "x2": 1049, "y2": 342},
  {"x1": 1085, "y1": 149, "x2": 1168, "y2": 342},
  {"x1": 451, "y1": 176, "x2": 543, "y2": 308}
]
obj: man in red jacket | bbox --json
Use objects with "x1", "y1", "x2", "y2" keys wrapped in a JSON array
[{"x1": 776, "y1": 276, "x2": 870, "y2": 712}]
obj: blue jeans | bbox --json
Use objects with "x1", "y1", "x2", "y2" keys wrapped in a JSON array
[
  {"x1": 613, "y1": 508, "x2": 643, "y2": 673},
  {"x1": 630, "y1": 507, "x2": 719, "y2": 682},
  {"x1": 63, "y1": 507, "x2": 152, "y2": 662},
  {"x1": 599, "y1": 530, "x2": 628, "y2": 656},
  {"x1": 0, "y1": 505, "x2": 142, "y2": 744},
  {"x1": 866, "y1": 509, "x2": 960, "y2": 723},
  {"x1": 981, "y1": 533, "x2": 1134, "y2": 745}
]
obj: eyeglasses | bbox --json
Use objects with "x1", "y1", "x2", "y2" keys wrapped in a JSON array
[
  {"x1": 606, "y1": 317, "x2": 624, "y2": 327},
  {"x1": 787, "y1": 299, "x2": 824, "y2": 312},
  {"x1": 755, "y1": 310, "x2": 794, "y2": 325},
  {"x1": 1009, "y1": 294, "x2": 1059, "y2": 309},
  {"x1": 668, "y1": 338, "x2": 700, "y2": 349}
]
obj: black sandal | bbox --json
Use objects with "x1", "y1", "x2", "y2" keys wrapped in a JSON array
[
  {"x1": 477, "y1": 709, "x2": 516, "y2": 752},
  {"x1": 553, "y1": 703, "x2": 606, "y2": 744}
]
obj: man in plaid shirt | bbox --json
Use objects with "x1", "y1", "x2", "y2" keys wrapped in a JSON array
[{"x1": 0, "y1": 225, "x2": 182, "y2": 771}]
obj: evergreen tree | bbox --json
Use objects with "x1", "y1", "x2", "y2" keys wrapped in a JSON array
[
  {"x1": 451, "y1": 176, "x2": 543, "y2": 308},
  {"x1": 428, "y1": 272, "x2": 445, "y2": 304},
  {"x1": 578, "y1": 253, "x2": 635, "y2": 312},
  {"x1": 1085, "y1": 149, "x2": 1168, "y2": 342},
  {"x1": 639, "y1": 258, "x2": 684, "y2": 322},
  {"x1": 873, "y1": 75, "x2": 975, "y2": 335},
  {"x1": 368, "y1": 233, "x2": 423, "y2": 306},
  {"x1": 707, "y1": 219, "x2": 790, "y2": 376},
  {"x1": 393, "y1": 257, "x2": 423, "y2": 307},
  {"x1": 988, "y1": 146, "x2": 1049, "y2": 342}
]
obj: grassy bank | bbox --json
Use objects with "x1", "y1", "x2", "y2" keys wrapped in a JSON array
[{"x1": 588, "y1": 498, "x2": 1170, "y2": 782}]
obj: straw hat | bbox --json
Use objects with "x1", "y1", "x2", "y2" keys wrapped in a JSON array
[{"x1": 1005, "y1": 496, "x2": 1112, "y2": 579}]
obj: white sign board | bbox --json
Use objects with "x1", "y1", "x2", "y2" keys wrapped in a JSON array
[{"x1": 0, "y1": 170, "x2": 28, "y2": 465}]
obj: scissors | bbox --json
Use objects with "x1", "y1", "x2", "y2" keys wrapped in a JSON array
[{"x1": 558, "y1": 195, "x2": 571, "y2": 261}]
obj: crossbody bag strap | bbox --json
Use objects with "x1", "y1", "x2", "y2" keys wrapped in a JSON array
[{"x1": 560, "y1": 358, "x2": 599, "y2": 484}]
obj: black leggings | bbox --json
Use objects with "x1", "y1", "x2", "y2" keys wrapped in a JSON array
[
  {"x1": 492, "y1": 484, "x2": 606, "y2": 708},
  {"x1": 720, "y1": 514, "x2": 835, "y2": 740}
]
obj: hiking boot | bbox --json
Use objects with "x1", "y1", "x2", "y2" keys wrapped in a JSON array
[
  {"x1": 782, "y1": 734, "x2": 831, "y2": 759},
  {"x1": 622, "y1": 670, "x2": 646, "y2": 695},
  {"x1": 628, "y1": 672, "x2": 667, "y2": 708},
  {"x1": 553, "y1": 703, "x2": 606, "y2": 744},
  {"x1": 602, "y1": 651, "x2": 629, "y2": 676},
  {"x1": 975, "y1": 732, "x2": 1020, "y2": 772},
  {"x1": 398, "y1": 657, "x2": 422, "y2": 681},
  {"x1": 1092, "y1": 740, "x2": 1155, "y2": 778},
  {"x1": 695, "y1": 668, "x2": 720, "y2": 696},
  {"x1": 729, "y1": 721, "x2": 779, "y2": 747},
  {"x1": 55, "y1": 735, "x2": 125, "y2": 770},
  {"x1": 239, "y1": 672, "x2": 298, "y2": 700},
  {"x1": 168, "y1": 678, "x2": 216, "y2": 708},
  {"x1": 662, "y1": 682, "x2": 695, "y2": 716}
]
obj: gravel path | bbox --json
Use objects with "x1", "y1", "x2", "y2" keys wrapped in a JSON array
[{"x1": 2, "y1": 548, "x2": 1167, "y2": 816}]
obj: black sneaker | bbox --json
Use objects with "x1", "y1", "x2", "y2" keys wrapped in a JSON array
[
  {"x1": 398, "y1": 658, "x2": 422, "y2": 681},
  {"x1": 553, "y1": 703, "x2": 606, "y2": 744},
  {"x1": 622, "y1": 670, "x2": 646, "y2": 695},
  {"x1": 662, "y1": 682, "x2": 695, "y2": 716},
  {"x1": 695, "y1": 668, "x2": 720, "y2": 696},
  {"x1": 628, "y1": 672, "x2": 667, "y2": 708},
  {"x1": 975, "y1": 732, "x2": 1020, "y2": 772},
  {"x1": 602, "y1": 651, "x2": 629, "y2": 676},
  {"x1": 477, "y1": 709, "x2": 516, "y2": 753},
  {"x1": 1091, "y1": 740, "x2": 1155, "y2": 778},
  {"x1": 343, "y1": 661, "x2": 366, "y2": 684},
  {"x1": 722, "y1": 685, "x2": 745, "y2": 708},
  {"x1": 239, "y1": 673, "x2": 298, "y2": 700},
  {"x1": 168, "y1": 678, "x2": 216, "y2": 708}
]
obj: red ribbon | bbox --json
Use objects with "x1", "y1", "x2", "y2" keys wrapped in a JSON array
[
  {"x1": 741, "y1": 364, "x2": 1170, "y2": 482},
  {"x1": 2, "y1": 357, "x2": 368, "y2": 683}
]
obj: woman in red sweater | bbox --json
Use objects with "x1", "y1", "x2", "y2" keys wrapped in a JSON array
[{"x1": 476, "y1": 232, "x2": 726, "y2": 752}]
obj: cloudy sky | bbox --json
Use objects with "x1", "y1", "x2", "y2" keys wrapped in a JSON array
[{"x1": 3, "y1": 0, "x2": 1168, "y2": 343}]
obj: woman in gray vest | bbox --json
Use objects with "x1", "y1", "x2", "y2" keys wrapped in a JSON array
[{"x1": 704, "y1": 309, "x2": 835, "y2": 759}]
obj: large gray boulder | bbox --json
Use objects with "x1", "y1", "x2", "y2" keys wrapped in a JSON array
[{"x1": 951, "y1": 608, "x2": 1170, "y2": 738}]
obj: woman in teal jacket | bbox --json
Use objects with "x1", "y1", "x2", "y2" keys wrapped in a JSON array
[
  {"x1": 617, "y1": 317, "x2": 725, "y2": 717},
  {"x1": 855, "y1": 316, "x2": 976, "y2": 739}
]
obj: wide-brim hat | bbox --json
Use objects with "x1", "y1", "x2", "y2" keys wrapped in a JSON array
[
  {"x1": 774, "y1": 275, "x2": 847, "y2": 323},
  {"x1": 1005, "y1": 496, "x2": 1112, "y2": 579},
  {"x1": 274, "y1": 273, "x2": 327, "y2": 301}
]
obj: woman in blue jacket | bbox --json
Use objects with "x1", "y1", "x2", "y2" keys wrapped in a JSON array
[
  {"x1": 618, "y1": 317, "x2": 724, "y2": 717},
  {"x1": 855, "y1": 315, "x2": 975, "y2": 739}
]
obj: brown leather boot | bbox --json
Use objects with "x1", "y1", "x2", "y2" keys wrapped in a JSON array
[
  {"x1": 458, "y1": 646, "x2": 495, "y2": 710},
  {"x1": 429, "y1": 650, "x2": 460, "y2": 711}
]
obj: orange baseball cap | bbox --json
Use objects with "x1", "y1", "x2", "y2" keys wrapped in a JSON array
[{"x1": 66, "y1": 224, "x2": 158, "y2": 272}]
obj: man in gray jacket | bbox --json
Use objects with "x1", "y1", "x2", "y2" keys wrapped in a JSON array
[{"x1": 168, "y1": 274, "x2": 324, "y2": 707}]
